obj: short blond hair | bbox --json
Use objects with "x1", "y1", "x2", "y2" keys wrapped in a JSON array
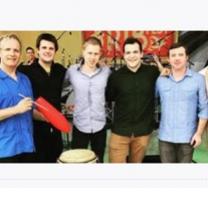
[
  {"x1": 0, "y1": 33, "x2": 22, "y2": 51},
  {"x1": 83, "y1": 36, "x2": 102, "y2": 49}
]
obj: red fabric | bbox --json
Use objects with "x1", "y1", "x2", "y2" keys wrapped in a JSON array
[
  {"x1": 35, "y1": 97, "x2": 71, "y2": 133},
  {"x1": 82, "y1": 31, "x2": 176, "y2": 58}
]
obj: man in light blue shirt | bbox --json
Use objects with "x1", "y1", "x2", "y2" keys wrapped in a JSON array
[
  {"x1": 63, "y1": 37, "x2": 111, "y2": 162},
  {"x1": 156, "y1": 42, "x2": 208, "y2": 163}
]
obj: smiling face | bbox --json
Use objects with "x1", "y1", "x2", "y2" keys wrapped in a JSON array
[
  {"x1": 0, "y1": 38, "x2": 21, "y2": 70},
  {"x1": 123, "y1": 43, "x2": 143, "y2": 71},
  {"x1": 168, "y1": 46, "x2": 188, "y2": 71},
  {"x1": 37, "y1": 40, "x2": 56, "y2": 64}
]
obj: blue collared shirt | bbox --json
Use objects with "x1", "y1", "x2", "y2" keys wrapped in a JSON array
[
  {"x1": 64, "y1": 64, "x2": 111, "y2": 133},
  {"x1": 156, "y1": 69, "x2": 208, "y2": 143},
  {"x1": 0, "y1": 69, "x2": 35, "y2": 158}
]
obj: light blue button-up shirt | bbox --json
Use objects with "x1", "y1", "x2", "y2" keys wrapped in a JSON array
[
  {"x1": 156, "y1": 69, "x2": 208, "y2": 143},
  {"x1": 64, "y1": 64, "x2": 111, "y2": 133}
]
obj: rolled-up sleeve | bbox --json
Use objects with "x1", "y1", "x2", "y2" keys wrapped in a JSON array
[{"x1": 198, "y1": 75, "x2": 208, "y2": 119}]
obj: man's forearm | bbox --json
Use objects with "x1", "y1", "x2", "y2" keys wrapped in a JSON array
[
  {"x1": 0, "y1": 106, "x2": 19, "y2": 121},
  {"x1": 195, "y1": 118, "x2": 207, "y2": 136}
]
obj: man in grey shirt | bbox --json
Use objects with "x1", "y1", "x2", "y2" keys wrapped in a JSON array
[{"x1": 64, "y1": 37, "x2": 111, "y2": 162}]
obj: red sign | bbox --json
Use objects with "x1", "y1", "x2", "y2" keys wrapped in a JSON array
[{"x1": 83, "y1": 31, "x2": 176, "y2": 58}]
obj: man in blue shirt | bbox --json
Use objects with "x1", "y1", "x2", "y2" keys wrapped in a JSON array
[
  {"x1": 0, "y1": 34, "x2": 35, "y2": 162},
  {"x1": 156, "y1": 42, "x2": 208, "y2": 163}
]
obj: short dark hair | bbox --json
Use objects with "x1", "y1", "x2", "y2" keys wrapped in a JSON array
[
  {"x1": 36, "y1": 33, "x2": 58, "y2": 51},
  {"x1": 168, "y1": 42, "x2": 188, "y2": 56},
  {"x1": 123, "y1": 37, "x2": 142, "y2": 53},
  {"x1": 26, "y1": 46, "x2": 35, "y2": 53}
]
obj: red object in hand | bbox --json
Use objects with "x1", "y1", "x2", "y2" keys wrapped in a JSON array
[{"x1": 35, "y1": 97, "x2": 71, "y2": 133}]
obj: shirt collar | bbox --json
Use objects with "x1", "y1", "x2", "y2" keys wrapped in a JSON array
[
  {"x1": 185, "y1": 68, "x2": 193, "y2": 77},
  {"x1": 77, "y1": 64, "x2": 102, "y2": 74},
  {"x1": 169, "y1": 68, "x2": 192, "y2": 81},
  {"x1": 0, "y1": 68, "x2": 8, "y2": 79},
  {"x1": 0, "y1": 68, "x2": 21, "y2": 81}
]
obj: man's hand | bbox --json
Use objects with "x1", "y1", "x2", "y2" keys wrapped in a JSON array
[
  {"x1": 66, "y1": 104, "x2": 75, "y2": 113},
  {"x1": 190, "y1": 133, "x2": 202, "y2": 148},
  {"x1": 160, "y1": 67, "x2": 171, "y2": 76},
  {"x1": 153, "y1": 55, "x2": 171, "y2": 76},
  {"x1": 15, "y1": 97, "x2": 33, "y2": 114}
]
